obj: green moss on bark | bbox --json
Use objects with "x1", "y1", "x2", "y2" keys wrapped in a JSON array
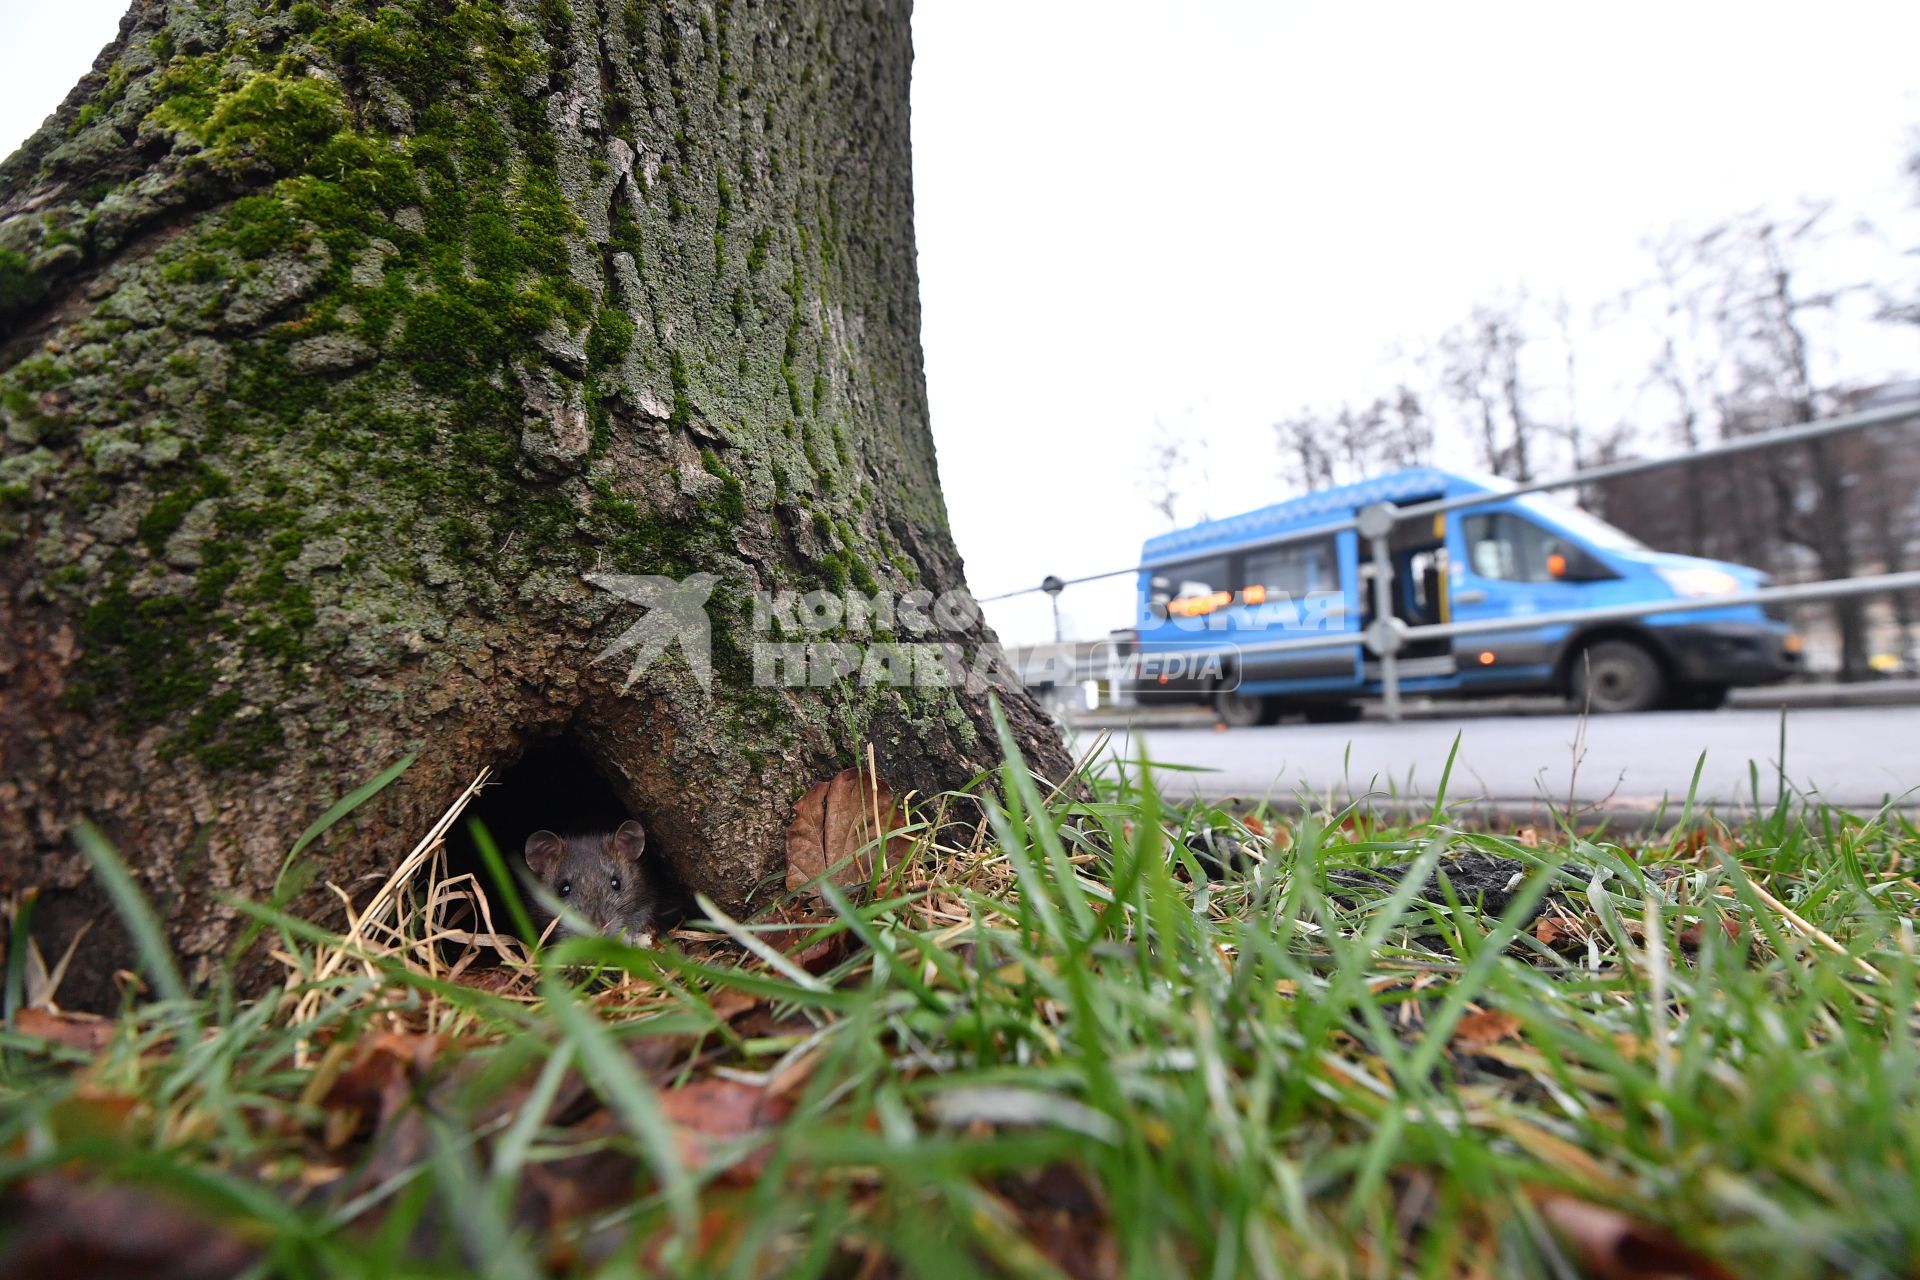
[{"x1": 4, "y1": 0, "x2": 983, "y2": 778}]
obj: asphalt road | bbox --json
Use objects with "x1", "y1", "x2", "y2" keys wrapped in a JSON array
[{"x1": 1097, "y1": 705, "x2": 1920, "y2": 817}]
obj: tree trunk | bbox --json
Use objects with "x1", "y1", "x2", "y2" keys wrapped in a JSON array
[{"x1": 0, "y1": 0, "x2": 1070, "y2": 1007}]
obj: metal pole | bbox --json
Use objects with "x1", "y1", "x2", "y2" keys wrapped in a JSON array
[
  {"x1": 1357, "y1": 503, "x2": 1404, "y2": 722},
  {"x1": 1040, "y1": 575, "x2": 1066, "y2": 645},
  {"x1": 1369, "y1": 535, "x2": 1401, "y2": 721}
]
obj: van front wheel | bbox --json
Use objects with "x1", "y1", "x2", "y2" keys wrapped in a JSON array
[
  {"x1": 1214, "y1": 687, "x2": 1281, "y2": 727},
  {"x1": 1569, "y1": 640, "x2": 1666, "y2": 714}
]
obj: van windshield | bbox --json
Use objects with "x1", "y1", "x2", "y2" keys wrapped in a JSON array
[{"x1": 1513, "y1": 493, "x2": 1647, "y2": 552}]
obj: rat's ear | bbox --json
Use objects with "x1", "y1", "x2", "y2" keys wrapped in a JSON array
[
  {"x1": 524, "y1": 830, "x2": 564, "y2": 877},
  {"x1": 613, "y1": 819, "x2": 647, "y2": 863}
]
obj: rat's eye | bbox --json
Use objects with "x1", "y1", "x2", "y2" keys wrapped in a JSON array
[
  {"x1": 609, "y1": 877, "x2": 621, "y2": 892},
  {"x1": 558, "y1": 881, "x2": 572, "y2": 898}
]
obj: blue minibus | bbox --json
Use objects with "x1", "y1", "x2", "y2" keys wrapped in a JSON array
[{"x1": 1116, "y1": 468, "x2": 1801, "y2": 724}]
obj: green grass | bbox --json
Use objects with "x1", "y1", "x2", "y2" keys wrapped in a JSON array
[{"x1": 2, "y1": 726, "x2": 1918, "y2": 1278}]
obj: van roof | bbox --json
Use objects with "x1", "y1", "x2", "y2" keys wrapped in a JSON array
[{"x1": 1140, "y1": 467, "x2": 1505, "y2": 565}]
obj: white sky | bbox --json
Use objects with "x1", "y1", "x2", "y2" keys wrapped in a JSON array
[{"x1": 6, "y1": 1, "x2": 1920, "y2": 645}]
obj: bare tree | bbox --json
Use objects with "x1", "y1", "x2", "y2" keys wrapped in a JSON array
[
  {"x1": 1718, "y1": 210, "x2": 1872, "y2": 676},
  {"x1": 1637, "y1": 232, "x2": 1724, "y2": 555},
  {"x1": 1437, "y1": 300, "x2": 1542, "y2": 480},
  {"x1": 1372, "y1": 385, "x2": 1436, "y2": 472},
  {"x1": 1272, "y1": 386, "x2": 1432, "y2": 497},
  {"x1": 1551, "y1": 294, "x2": 1587, "y2": 472},
  {"x1": 1141, "y1": 417, "x2": 1213, "y2": 527},
  {"x1": 1615, "y1": 207, "x2": 1901, "y2": 678},
  {"x1": 1273, "y1": 409, "x2": 1336, "y2": 495}
]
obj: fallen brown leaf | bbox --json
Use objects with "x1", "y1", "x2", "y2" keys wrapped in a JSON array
[
  {"x1": 1533, "y1": 1191, "x2": 1737, "y2": 1280},
  {"x1": 45, "y1": 1089, "x2": 141, "y2": 1144},
  {"x1": 658, "y1": 1077, "x2": 795, "y2": 1183},
  {"x1": 638, "y1": 1194, "x2": 761, "y2": 1274},
  {"x1": 1535, "y1": 911, "x2": 1586, "y2": 950},
  {"x1": 1670, "y1": 828, "x2": 1712, "y2": 859},
  {"x1": 318, "y1": 1032, "x2": 446, "y2": 1149},
  {"x1": 0, "y1": 1173, "x2": 260, "y2": 1280},
  {"x1": 785, "y1": 765, "x2": 913, "y2": 903},
  {"x1": 1676, "y1": 916, "x2": 1743, "y2": 950},
  {"x1": 1452, "y1": 1008, "x2": 1523, "y2": 1049},
  {"x1": 755, "y1": 902, "x2": 849, "y2": 971},
  {"x1": 13, "y1": 1005, "x2": 114, "y2": 1053},
  {"x1": 705, "y1": 986, "x2": 764, "y2": 1022}
]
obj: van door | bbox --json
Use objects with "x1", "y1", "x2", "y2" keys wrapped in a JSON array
[
  {"x1": 1353, "y1": 510, "x2": 1456, "y2": 685},
  {"x1": 1449, "y1": 509, "x2": 1588, "y2": 680}
]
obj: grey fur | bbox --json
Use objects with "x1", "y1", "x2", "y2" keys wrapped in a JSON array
[{"x1": 524, "y1": 820, "x2": 663, "y2": 942}]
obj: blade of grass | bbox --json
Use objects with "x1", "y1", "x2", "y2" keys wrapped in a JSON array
[
  {"x1": 73, "y1": 820, "x2": 190, "y2": 1011},
  {"x1": 537, "y1": 963, "x2": 697, "y2": 1235},
  {"x1": 274, "y1": 752, "x2": 417, "y2": 897},
  {"x1": 468, "y1": 819, "x2": 538, "y2": 945}
]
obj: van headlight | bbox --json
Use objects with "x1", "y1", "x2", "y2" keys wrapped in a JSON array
[{"x1": 1655, "y1": 566, "x2": 1741, "y2": 598}]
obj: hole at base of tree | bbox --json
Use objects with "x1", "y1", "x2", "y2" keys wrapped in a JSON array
[{"x1": 445, "y1": 733, "x2": 638, "y2": 945}]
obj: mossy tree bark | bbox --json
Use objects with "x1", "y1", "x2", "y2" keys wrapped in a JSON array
[{"x1": 0, "y1": 0, "x2": 1070, "y2": 1005}]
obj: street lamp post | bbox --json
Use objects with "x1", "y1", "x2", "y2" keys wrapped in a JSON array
[{"x1": 1040, "y1": 575, "x2": 1066, "y2": 645}]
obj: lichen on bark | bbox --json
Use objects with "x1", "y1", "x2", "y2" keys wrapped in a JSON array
[{"x1": 0, "y1": 0, "x2": 1071, "y2": 1006}]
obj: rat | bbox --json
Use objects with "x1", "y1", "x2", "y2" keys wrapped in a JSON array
[{"x1": 523, "y1": 819, "x2": 664, "y2": 944}]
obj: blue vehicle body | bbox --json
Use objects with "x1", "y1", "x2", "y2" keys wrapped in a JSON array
[{"x1": 1121, "y1": 468, "x2": 1800, "y2": 718}]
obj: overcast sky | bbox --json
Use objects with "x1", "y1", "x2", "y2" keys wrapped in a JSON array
[{"x1": 6, "y1": 2, "x2": 1920, "y2": 645}]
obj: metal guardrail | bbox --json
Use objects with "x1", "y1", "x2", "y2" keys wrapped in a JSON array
[{"x1": 991, "y1": 398, "x2": 1920, "y2": 721}]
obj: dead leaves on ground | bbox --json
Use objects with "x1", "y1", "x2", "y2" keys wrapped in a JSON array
[
  {"x1": 10, "y1": 1005, "x2": 115, "y2": 1054},
  {"x1": 1451, "y1": 1007, "x2": 1524, "y2": 1050},
  {"x1": 1533, "y1": 1192, "x2": 1738, "y2": 1280},
  {"x1": 657, "y1": 1077, "x2": 795, "y2": 1181},
  {"x1": 312, "y1": 1030, "x2": 447, "y2": 1149},
  {"x1": 289, "y1": 1015, "x2": 806, "y2": 1269},
  {"x1": 0, "y1": 1173, "x2": 262, "y2": 1280},
  {"x1": 784, "y1": 764, "x2": 913, "y2": 904},
  {"x1": 1533, "y1": 901, "x2": 1747, "y2": 956}
]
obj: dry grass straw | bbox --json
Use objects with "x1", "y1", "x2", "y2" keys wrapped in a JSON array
[{"x1": 283, "y1": 768, "x2": 560, "y2": 1044}]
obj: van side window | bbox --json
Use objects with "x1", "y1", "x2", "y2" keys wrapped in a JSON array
[
  {"x1": 1462, "y1": 513, "x2": 1571, "y2": 583},
  {"x1": 1147, "y1": 557, "x2": 1229, "y2": 619},
  {"x1": 1244, "y1": 540, "x2": 1333, "y2": 599}
]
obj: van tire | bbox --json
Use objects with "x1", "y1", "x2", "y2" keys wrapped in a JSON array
[
  {"x1": 1215, "y1": 687, "x2": 1280, "y2": 727},
  {"x1": 1569, "y1": 640, "x2": 1666, "y2": 714}
]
